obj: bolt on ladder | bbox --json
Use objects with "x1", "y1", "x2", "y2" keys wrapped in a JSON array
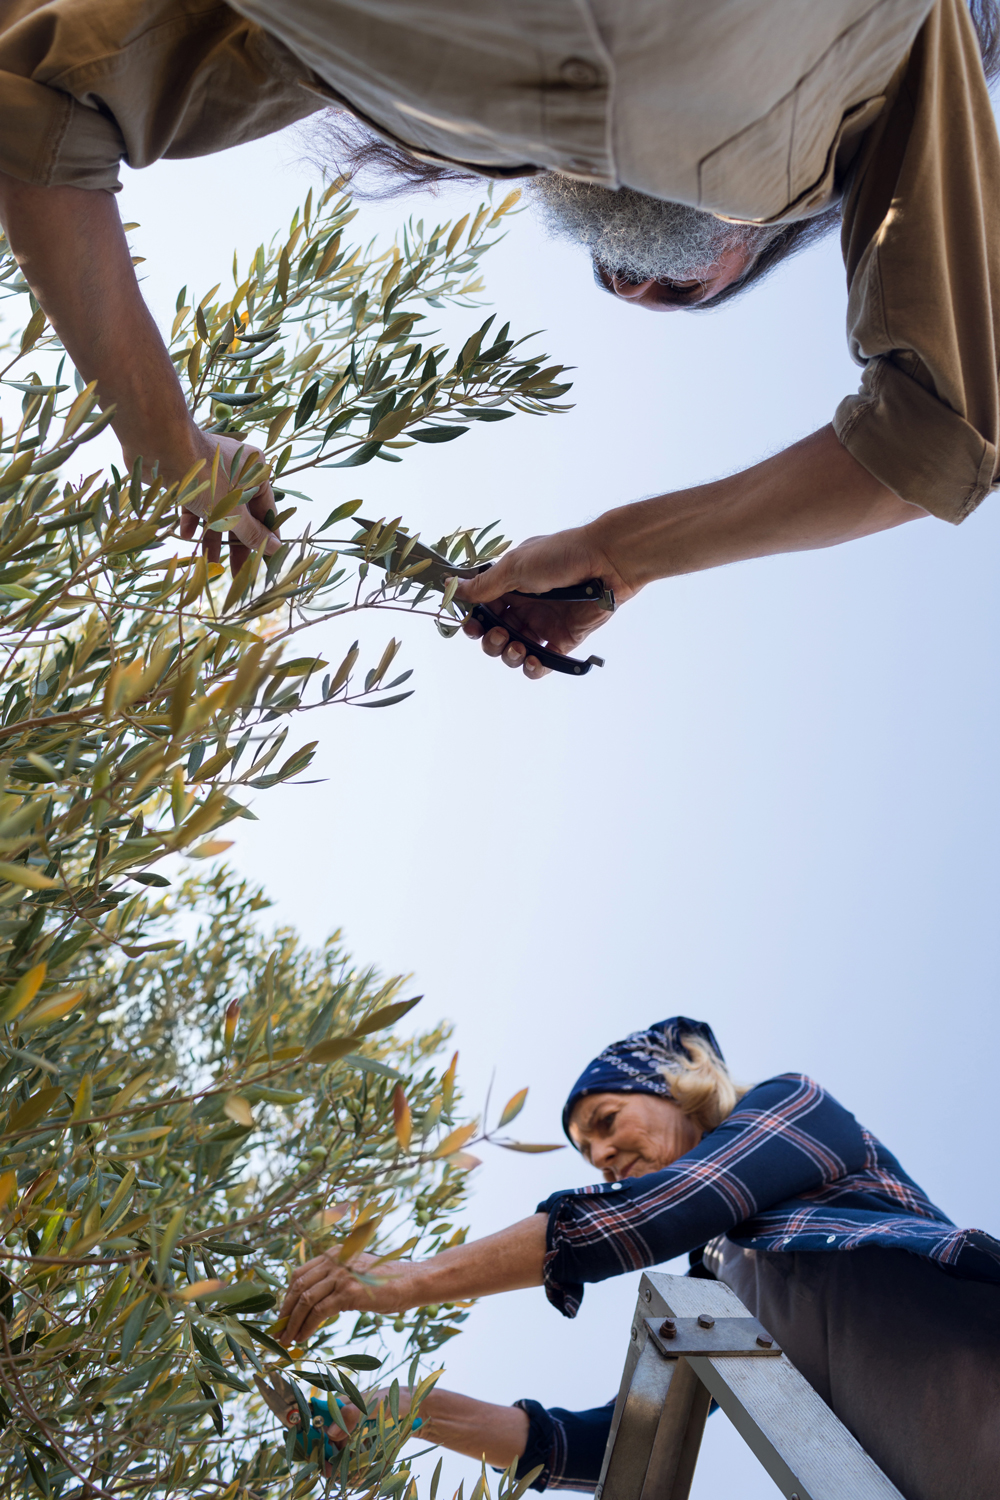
[{"x1": 595, "y1": 1271, "x2": 905, "y2": 1500}]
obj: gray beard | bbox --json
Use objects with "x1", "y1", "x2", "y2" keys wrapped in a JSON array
[{"x1": 527, "y1": 173, "x2": 780, "y2": 283}]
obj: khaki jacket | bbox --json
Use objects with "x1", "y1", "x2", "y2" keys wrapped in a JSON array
[
  {"x1": 834, "y1": 0, "x2": 1000, "y2": 520},
  {"x1": 0, "y1": 1, "x2": 320, "y2": 189},
  {"x1": 0, "y1": 0, "x2": 997, "y2": 522}
]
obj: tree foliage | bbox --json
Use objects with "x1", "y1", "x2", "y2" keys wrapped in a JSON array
[{"x1": 0, "y1": 181, "x2": 569, "y2": 1499}]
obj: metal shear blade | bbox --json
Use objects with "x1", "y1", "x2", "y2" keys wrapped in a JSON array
[
  {"x1": 254, "y1": 1371, "x2": 298, "y2": 1420},
  {"x1": 354, "y1": 518, "x2": 611, "y2": 676},
  {"x1": 254, "y1": 1375, "x2": 336, "y2": 1461}
]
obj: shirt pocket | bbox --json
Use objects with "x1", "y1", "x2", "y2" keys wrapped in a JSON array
[
  {"x1": 699, "y1": 92, "x2": 886, "y2": 224},
  {"x1": 697, "y1": 0, "x2": 928, "y2": 221}
]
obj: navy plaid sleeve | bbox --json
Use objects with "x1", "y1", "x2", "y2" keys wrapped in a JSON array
[
  {"x1": 537, "y1": 1074, "x2": 869, "y2": 1316},
  {"x1": 511, "y1": 1399, "x2": 615, "y2": 1492}
]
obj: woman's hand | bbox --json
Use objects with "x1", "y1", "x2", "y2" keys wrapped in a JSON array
[
  {"x1": 279, "y1": 1215, "x2": 548, "y2": 1348},
  {"x1": 322, "y1": 1385, "x2": 413, "y2": 1451},
  {"x1": 278, "y1": 1251, "x2": 416, "y2": 1347}
]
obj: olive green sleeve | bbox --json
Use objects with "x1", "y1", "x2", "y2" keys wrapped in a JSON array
[
  {"x1": 0, "y1": 0, "x2": 322, "y2": 195},
  {"x1": 834, "y1": 0, "x2": 1000, "y2": 522}
]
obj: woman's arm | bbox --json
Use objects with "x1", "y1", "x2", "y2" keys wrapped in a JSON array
[
  {"x1": 456, "y1": 425, "x2": 925, "y2": 677},
  {"x1": 281, "y1": 1081, "x2": 868, "y2": 1342},
  {"x1": 415, "y1": 1390, "x2": 530, "y2": 1467},
  {"x1": 279, "y1": 1213, "x2": 548, "y2": 1346},
  {"x1": 0, "y1": 172, "x2": 276, "y2": 570},
  {"x1": 332, "y1": 1386, "x2": 530, "y2": 1468},
  {"x1": 329, "y1": 1386, "x2": 612, "y2": 1492}
]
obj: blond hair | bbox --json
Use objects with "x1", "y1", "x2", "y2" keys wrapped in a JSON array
[{"x1": 659, "y1": 1034, "x2": 748, "y2": 1134}]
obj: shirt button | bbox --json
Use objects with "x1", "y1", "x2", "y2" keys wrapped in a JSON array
[
  {"x1": 610, "y1": 1182, "x2": 623, "y2": 1190},
  {"x1": 826, "y1": 1235, "x2": 836, "y2": 1243},
  {"x1": 559, "y1": 57, "x2": 602, "y2": 89}
]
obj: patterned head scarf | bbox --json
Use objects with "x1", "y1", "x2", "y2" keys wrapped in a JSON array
[{"x1": 562, "y1": 1016, "x2": 725, "y2": 1139}]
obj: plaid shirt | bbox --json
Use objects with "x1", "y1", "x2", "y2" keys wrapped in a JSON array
[{"x1": 538, "y1": 1074, "x2": 1000, "y2": 1318}]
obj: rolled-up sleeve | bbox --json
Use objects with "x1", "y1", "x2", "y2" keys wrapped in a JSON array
[
  {"x1": 536, "y1": 1075, "x2": 868, "y2": 1318},
  {"x1": 509, "y1": 1399, "x2": 615, "y2": 1493},
  {"x1": 834, "y1": 0, "x2": 1000, "y2": 522},
  {"x1": 0, "y1": 0, "x2": 322, "y2": 193}
]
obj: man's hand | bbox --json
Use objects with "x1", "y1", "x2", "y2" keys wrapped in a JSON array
[
  {"x1": 0, "y1": 174, "x2": 278, "y2": 576},
  {"x1": 455, "y1": 524, "x2": 638, "y2": 679},
  {"x1": 167, "y1": 432, "x2": 279, "y2": 575},
  {"x1": 455, "y1": 427, "x2": 925, "y2": 680}
]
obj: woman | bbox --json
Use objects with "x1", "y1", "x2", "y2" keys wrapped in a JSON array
[{"x1": 280, "y1": 1017, "x2": 1000, "y2": 1500}]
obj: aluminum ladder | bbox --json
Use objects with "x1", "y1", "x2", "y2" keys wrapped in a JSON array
[{"x1": 595, "y1": 1271, "x2": 905, "y2": 1500}]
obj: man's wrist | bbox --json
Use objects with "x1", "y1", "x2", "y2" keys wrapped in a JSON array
[
  {"x1": 584, "y1": 503, "x2": 661, "y2": 595},
  {"x1": 116, "y1": 411, "x2": 210, "y2": 482},
  {"x1": 587, "y1": 480, "x2": 743, "y2": 589}
]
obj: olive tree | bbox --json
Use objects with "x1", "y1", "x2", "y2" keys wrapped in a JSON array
[{"x1": 0, "y1": 181, "x2": 566, "y2": 1500}]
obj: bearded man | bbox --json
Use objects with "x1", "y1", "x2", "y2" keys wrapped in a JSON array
[{"x1": 0, "y1": 0, "x2": 997, "y2": 672}]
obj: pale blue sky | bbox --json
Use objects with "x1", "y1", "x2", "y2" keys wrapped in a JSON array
[{"x1": 112, "y1": 120, "x2": 1000, "y2": 1498}]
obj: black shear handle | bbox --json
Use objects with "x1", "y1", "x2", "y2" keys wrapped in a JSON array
[
  {"x1": 513, "y1": 578, "x2": 615, "y2": 608},
  {"x1": 470, "y1": 604, "x2": 604, "y2": 676}
]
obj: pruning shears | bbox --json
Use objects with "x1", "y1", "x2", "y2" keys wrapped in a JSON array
[
  {"x1": 354, "y1": 518, "x2": 614, "y2": 677},
  {"x1": 254, "y1": 1371, "x2": 423, "y2": 1460},
  {"x1": 254, "y1": 1372, "x2": 338, "y2": 1461}
]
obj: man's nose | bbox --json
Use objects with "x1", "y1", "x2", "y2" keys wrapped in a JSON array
[{"x1": 609, "y1": 272, "x2": 656, "y2": 300}]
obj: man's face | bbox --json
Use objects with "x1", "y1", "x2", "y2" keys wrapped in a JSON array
[
  {"x1": 528, "y1": 173, "x2": 777, "y2": 310},
  {"x1": 591, "y1": 248, "x2": 758, "y2": 309}
]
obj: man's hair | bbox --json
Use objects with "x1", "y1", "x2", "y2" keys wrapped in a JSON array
[
  {"x1": 971, "y1": 0, "x2": 1000, "y2": 78},
  {"x1": 308, "y1": 0, "x2": 1000, "y2": 305}
]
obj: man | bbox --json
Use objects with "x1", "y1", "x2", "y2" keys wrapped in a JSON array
[{"x1": 0, "y1": 1, "x2": 997, "y2": 671}]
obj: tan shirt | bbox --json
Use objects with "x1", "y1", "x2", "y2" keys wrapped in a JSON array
[
  {"x1": 0, "y1": 0, "x2": 996, "y2": 523},
  {"x1": 231, "y1": 0, "x2": 933, "y2": 219}
]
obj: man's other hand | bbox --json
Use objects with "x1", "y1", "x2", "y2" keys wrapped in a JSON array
[{"x1": 174, "y1": 432, "x2": 281, "y2": 575}]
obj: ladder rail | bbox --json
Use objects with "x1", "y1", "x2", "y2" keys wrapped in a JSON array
[{"x1": 596, "y1": 1271, "x2": 905, "y2": 1500}]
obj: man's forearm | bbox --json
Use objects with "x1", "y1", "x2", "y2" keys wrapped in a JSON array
[
  {"x1": 593, "y1": 424, "x2": 925, "y2": 589},
  {"x1": 0, "y1": 172, "x2": 198, "y2": 468},
  {"x1": 456, "y1": 425, "x2": 927, "y2": 675}
]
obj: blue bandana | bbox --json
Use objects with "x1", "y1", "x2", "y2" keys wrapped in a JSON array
[{"x1": 562, "y1": 1017, "x2": 725, "y2": 1139}]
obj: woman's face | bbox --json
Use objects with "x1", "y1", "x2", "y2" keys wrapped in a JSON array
[{"x1": 568, "y1": 1092, "x2": 702, "y2": 1181}]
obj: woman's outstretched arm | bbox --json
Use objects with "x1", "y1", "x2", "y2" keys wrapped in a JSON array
[
  {"x1": 328, "y1": 1386, "x2": 530, "y2": 1468},
  {"x1": 279, "y1": 1213, "x2": 548, "y2": 1347}
]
